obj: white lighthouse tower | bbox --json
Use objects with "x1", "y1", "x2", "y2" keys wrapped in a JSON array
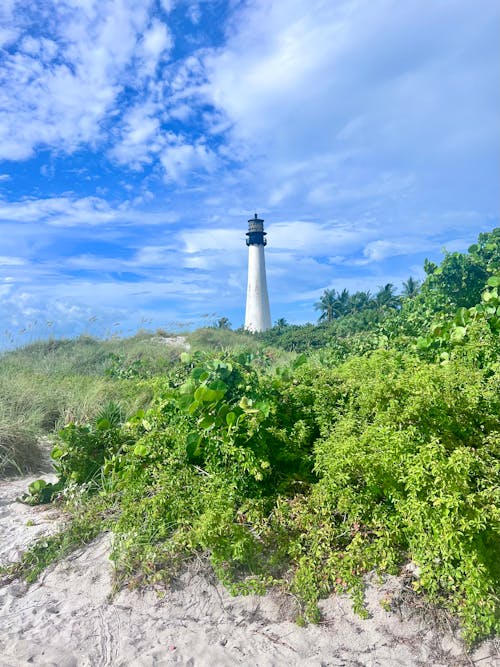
[{"x1": 244, "y1": 213, "x2": 272, "y2": 332}]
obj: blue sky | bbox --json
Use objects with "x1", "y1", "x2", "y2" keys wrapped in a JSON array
[{"x1": 0, "y1": 0, "x2": 498, "y2": 346}]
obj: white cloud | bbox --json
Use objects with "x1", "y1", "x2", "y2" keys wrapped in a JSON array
[
  {"x1": 0, "y1": 196, "x2": 116, "y2": 226},
  {"x1": 267, "y1": 220, "x2": 375, "y2": 256},
  {"x1": 0, "y1": 256, "x2": 24, "y2": 266},
  {"x1": 359, "y1": 238, "x2": 429, "y2": 263},
  {"x1": 0, "y1": 27, "x2": 18, "y2": 47},
  {"x1": 187, "y1": 3, "x2": 201, "y2": 25},
  {"x1": 139, "y1": 18, "x2": 174, "y2": 75},
  {"x1": 181, "y1": 227, "x2": 243, "y2": 254},
  {"x1": 0, "y1": 1, "x2": 160, "y2": 160},
  {"x1": 160, "y1": 137, "x2": 218, "y2": 182},
  {"x1": 160, "y1": 0, "x2": 176, "y2": 13},
  {"x1": 134, "y1": 245, "x2": 178, "y2": 266},
  {"x1": 0, "y1": 196, "x2": 180, "y2": 227},
  {"x1": 199, "y1": 0, "x2": 499, "y2": 219},
  {"x1": 109, "y1": 103, "x2": 163, "y2": 167},
  {"x1": 142, "y1": 19, "x2": 173, "y2": 60}
]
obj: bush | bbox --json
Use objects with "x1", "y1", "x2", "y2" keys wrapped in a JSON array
[{"x1": 288, "y1": 350, "x2": 500, "y2": 640}]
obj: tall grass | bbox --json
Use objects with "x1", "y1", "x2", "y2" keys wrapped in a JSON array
[
  {"x1": 0, "y1": 420, "x2": 46, "y2": 477},
  {"x1": 186, "y1": 327, "x2": 259, "y2": 351},
  {"x1": 0, "y1": 332, "x2": 186, "y2": 477}
]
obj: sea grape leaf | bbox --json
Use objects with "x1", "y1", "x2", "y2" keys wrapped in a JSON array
[
  {"x1": 29, "y1": 479, "x2": 47, "y2": 493},
  {"x1": 186, "y1": 432, "x2": 201, "y2": 459}
]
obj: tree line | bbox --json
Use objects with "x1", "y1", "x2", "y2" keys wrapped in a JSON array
[
  {"x1": 256, "y1": 227, "x2": 500, "y2": 351},
  {"x1": 313, "y1": 277, "x2": 420, "y2": 323}
]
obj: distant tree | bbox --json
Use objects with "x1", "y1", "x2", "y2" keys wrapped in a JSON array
[
  {"x1": 348, "y1": 290, "x2": 374, "y2": 313},
  {"x1": 314, "y1": 289, "x2": 338, "y2": 323},
  {"x1": 314, "y1": 288, "x2": 351, "y2": 322},
  {"x1": 274, "y1": 318, "x2": 289, "y2": 329},
  {"x1": 375, "y1": 283, "x2": 400, "y2": 311},
  {"x1": 215, "y1": 317, "x2": 232, "y2": 329},
  {"x1": 401, "y1": 277, "x2": 421, "y2": 299},
  {"x1": 336, "y1": 288, "x2": 351, "y2": 317}
]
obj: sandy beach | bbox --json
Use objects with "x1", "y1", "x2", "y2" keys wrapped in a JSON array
[{"x1": 1, "y1": 476, "x2": 499, "y2": 667}]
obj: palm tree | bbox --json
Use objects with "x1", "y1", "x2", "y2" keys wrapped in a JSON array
[
  {"x1": 336, "y1": 288, "x2": 351, "y2": 317},
  {"x1": 401, "y1": 276, "x2": 421, "y2": 299},
  {"x1": 314, "y1": 289, "x2": 337, "y2": 322},
  {"x1": 348, "y1": 290, "x2": 374, "y2": 313},
  {"x1": 375, "y1": 283, "x2": 400, "y2": 311},
  {"x1": 315, "y1": 288, "x2": 355, "y2": 322}
]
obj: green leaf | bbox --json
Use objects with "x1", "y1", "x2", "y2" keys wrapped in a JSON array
[
  {"x1": 430, "y1": 323, "x2": 445, "y2": 337},
  {"x1": 237, "y1": 352, "x2": 252, "y2": 366},
  {"x1": 416, "y1": 336, "x2": 432, "y2": 349},
  {"x1": 209, "y1": 379, "x2": 227, "y2": 393},
  {"x1": 194, "y1": 385, "x2": 208, "y2": 402},
  {"x1": 188, "y1": 400, "x2": 201, "y2": 414},
  {"x1": 215, "y1": 403, "x2": 230, "y2": 425},
  {"x1": 226, "y1": 411, "x2": 236, "y2": 426},
  {"x1": 29, "y1": 479, "x2": 47, "y2": 493},
  {"x1": 177, "y1": 393, "x2": 193, "y2": 410},
  {"x1": 198, "y1": 415, "x2": 214, "y2": 429},
  {"x1": 180, "y1": 352, "x2": 191, "y2": 363},
  {"x1": 487, "y1": 276, "x2": 500, "y2": 287},
  {"x1": 179, "y1": 380, "x2": 195, "y2": 394},
  {"x1": 51, "y1": 446, "x2": 64, "y2": 460},
  {"x1": 186, "y1": 432, "x2": 201, "y2": 459},
  {"x1": 194, "y1": 384, "x2": 225, "y2": 403},
  {"x1": 256, "y1": 401, "x2": 271, "y2": 418},
  {"x1": 454, "y1": 307, "x2": 469, "y2": 327},
  {"x1": 133, "y1": 444, "x2": 149, "y2": 457},
  {"x1": 450, "y1": 326, "x2": 466, "y2": 343},
  {"x1": 483, "y1": 290, "x2": 493, "y2": 302},
  {"x1": 192, "y1": 367, "x2": 209, "y2": 381}
]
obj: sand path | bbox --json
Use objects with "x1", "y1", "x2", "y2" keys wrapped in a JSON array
[{"x1": 1, "y1": 476, "x2": 499, "y2": 666}]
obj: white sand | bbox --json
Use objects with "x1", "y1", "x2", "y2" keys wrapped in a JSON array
[{"x1": 1, "y1": 477, "x2": 499, "y2": 667}]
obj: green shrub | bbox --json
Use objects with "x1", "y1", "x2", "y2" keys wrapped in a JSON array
[
  {"x1": 287, "y1": 350, "x2": 500, "y2": 641},
  {"x1": 110, "y1": 351, "x2": 316, "y2": 587}
]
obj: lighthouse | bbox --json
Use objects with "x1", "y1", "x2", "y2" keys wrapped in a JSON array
[{"x1": 244, "y1": 213, "x2": 272, "y2": 332}]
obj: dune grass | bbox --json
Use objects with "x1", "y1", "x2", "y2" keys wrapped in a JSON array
[{"x1": 0, "y1": 332, "x2": 186, "y2": 477}]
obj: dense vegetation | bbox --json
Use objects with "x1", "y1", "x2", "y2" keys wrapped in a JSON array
[{"x1": 1, "y1": 227, "x2": 499, "y2": 644}]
